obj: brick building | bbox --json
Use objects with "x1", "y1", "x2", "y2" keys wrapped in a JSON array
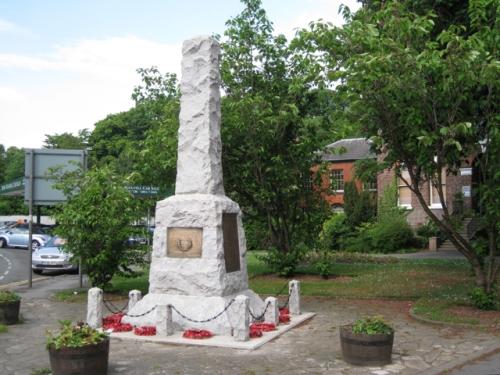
[
  {"x1": 377, "y1": 159, "x2": 477, "y2": 227},
  {"x1": 318, "y1": 138, "x2": 376, "y2": 209}
]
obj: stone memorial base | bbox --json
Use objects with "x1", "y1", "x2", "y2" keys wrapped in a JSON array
[
  {"x1": 114, "y1": 312, "x2": 316, "y2": 350},
  {"x1": 123, "y1": 290, "x2": 265, "y2": 335}
]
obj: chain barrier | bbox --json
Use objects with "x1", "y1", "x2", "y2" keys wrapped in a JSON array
[
  {"x1": 279, "y1": 293, "x2": 290, "y2": 310},
  {"x1": 102, "y1": 299, "x2": 157, "y2": 318},
  {"x1": 102, "y1": 299, "x2": 128, "y2": 314},
  {"x1": 274, "y1": 281, "x2": 289, "y2": 297},
  {"x1": 169, "y1": 299, "x2": 236, "y2": 324},
  {"x1": 248, "y1": 301, "x2": 271, "y2": 321}
]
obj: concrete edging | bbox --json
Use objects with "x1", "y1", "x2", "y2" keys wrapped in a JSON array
[
  {"x1": 418, "y1": 341, "x2": 500, "y2": 375},
  {"x1": 0, "y1": 276, "x2": 51, "y2": 290},
  {"x1": 409, "y1": 307, "x2": 491, "y2": 329}
]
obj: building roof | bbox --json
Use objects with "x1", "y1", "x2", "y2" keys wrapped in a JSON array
[{"x1": 321, "y1": 138, "x2": 375, "y2": 162}]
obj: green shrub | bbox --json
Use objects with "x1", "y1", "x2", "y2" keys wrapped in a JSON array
[
  {"x1": 416, "y1": 220, "x2": 439, "y2": 239},
  {"x1": 313, "y1": 251, "x2": 332, "y2": 278},
  {"x1": 257, "y1": 244, "x2": 307, "y2": 277},
  {"x1": 0, "y1": 290, "x2": 20, "y2": 303},
  {"x1": 344, "y1": 181, "x2": 376, "y2": 228},
  {"x1": 345, "y1": 216, "x2": 414, "y2": 253},
  {"x1": 351, "y1": 315, "x2": 393, "y2": 335},
  {"x1": 319, "y1": 213, "x2": 351, "y2": 250},
  {"x1": 46, "y1": 320, "x2": 108, "y2": 350},
  {"x1": 469, "y1": 287, "x2": 498, "y2": 310}
]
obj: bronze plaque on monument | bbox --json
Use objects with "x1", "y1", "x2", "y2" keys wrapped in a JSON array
[
  {"x1": 167, "y1": 227, "x2": 203, "y2": 258},
  {"x1": 222, "y1": 213, "x2": 240, "y2": 273}
]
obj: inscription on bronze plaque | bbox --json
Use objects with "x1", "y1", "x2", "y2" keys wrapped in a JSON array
[
  {"x1": 167, "y1": 227, "x2": 203, "y2": 258},
  {"x1": 222, "y1": 212, "x2": 240, "y2": 273}
]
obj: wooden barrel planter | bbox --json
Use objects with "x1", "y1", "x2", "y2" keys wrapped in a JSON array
[
  {"x1": 0, "y1": 299, "x2": 20, "y2": 325},
  {"x1": 48, "y1": 337, "x2": 110, "y2": 375},
  {"x1": 340, "y1": 325, "x2": 394, "y2": 366}
]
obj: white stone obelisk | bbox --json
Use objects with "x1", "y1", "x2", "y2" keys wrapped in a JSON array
[{"x1": 124, "y1": 36, "x2": 264, "y2": 334}]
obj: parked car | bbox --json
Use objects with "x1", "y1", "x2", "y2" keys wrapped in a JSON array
[
  {"x1": 31, "y1": 237, "x2": 78, "y2": 274},
  {"x1": 0, "y1": 226, "x2": 51, "y2": 250}
]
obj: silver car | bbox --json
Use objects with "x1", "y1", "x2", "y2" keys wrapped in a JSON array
[
  {"x1": 31, "y1": 237, "x2": 78, "y2": 274},
  {"x1": 0, "y1": 226, "x2": 51, "y2": 250}
]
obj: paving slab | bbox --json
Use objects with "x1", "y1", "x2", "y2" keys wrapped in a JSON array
[{"x1": 1, "y1": 277, "x2": 499, "y2": 375}]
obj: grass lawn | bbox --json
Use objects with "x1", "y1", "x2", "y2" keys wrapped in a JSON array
[{"x1": 54, "y1": 251, "x2": 498, "y2": 325}]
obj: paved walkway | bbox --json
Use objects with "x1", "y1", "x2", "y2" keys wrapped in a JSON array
[{"x1": 1, "y1": 276, "x2": 499, "y2": 375}]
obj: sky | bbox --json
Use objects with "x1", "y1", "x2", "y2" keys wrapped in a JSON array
[{"x1": 0, "y1": 0, "x2": 360, "y2": 149}]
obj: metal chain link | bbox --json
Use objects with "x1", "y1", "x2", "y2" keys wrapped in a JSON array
[
  {"x1": 248, "y1": 301, "x2": 271, "y2": 321},
  {"x1": 102, "y1": 299, "x2": 157, "y2": 318},
  {"x1": 123, "y1": 305, "x2": 157, "y2": 318},
  {"x1": 279, "y1": 293, "x2": 290, "y2": 310},
  {"x1": 274, "y1": 281, "x2": 290, "y2": 297},
  {"x1": 102, "y1": 299, "x2": 128, "y2": 314},
  {"x1": 169, "y1": 299, "x2": 236, "y2": 324}
]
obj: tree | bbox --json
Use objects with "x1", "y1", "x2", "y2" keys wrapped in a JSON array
[
  {"x1": 43, "y1": 129, "x2": 90, "y2": 150},
  {"x1": 298, "y1": 1, "x2": 499, "y2": 291},
  {"x1": 52, "y1": 165, "x2": 145, "y2": 287},
  {"x1": 220, "y1": 0, "x2": 332, "y2": 255},
  {"x1": 88, "y1": 67, "x2": 180, "y2": 191},
  {"x1": 0, "y1": 146, "x2": 27, "y2": 215}
]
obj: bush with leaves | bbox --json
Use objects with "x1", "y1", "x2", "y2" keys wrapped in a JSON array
[
  {"x1": 345, "y1": 216, "x2": 415, "y2": 254},
  {"x1": 351, "y1": 316, "x2": 393, "y2": 335},
  {"x1": 46, "y1": 320, "x2": 108, "y2": 350},
  {"x1": 469, "y1": 287, "x2": 498, "y2": 311},
  {"x1": 319, "y1": 212, "x2": 350, "y2": 251},
  {"x1": 344, "y1": 181, "x2": 376, "y2": 229},
  {"x1": 258, "y1": 244, "x2": 308, "y2": 277},
  {"x1": 53, "y1": 166, "x2": 146, "y2": 288}
]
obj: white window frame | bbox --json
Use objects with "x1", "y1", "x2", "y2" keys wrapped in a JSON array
[
  {"x1": 330, "y1": 169, "x2": 344, "y2": 193},
  {"x1": 397, "y1": 170, "x2": 412, "y2": 208}
]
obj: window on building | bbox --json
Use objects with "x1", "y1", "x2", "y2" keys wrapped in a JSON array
[
  {"x1": 302, "y1": 174, "x2": 313, "y2": 191},
  {"x1": 330, "y1": 169, "x2": 344, "y2": 192},
  {"x1": 430, "y1": 170, "x2": 446, "y2": 208},
  {"x1": 398, "y1": 169, "x2": 411, "y2": 207},
  {"x1": 363, "y1": 178, "x2": 377, "y2": 192}
]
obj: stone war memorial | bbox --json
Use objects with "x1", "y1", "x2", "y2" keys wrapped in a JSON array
[{"x1": 87, "y1": 36, "x2": 314, "y2": 349}]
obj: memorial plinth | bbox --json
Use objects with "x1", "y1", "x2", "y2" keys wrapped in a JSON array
[{"x1": 123, "y1": 36, "x2": 264, "y2": 335}]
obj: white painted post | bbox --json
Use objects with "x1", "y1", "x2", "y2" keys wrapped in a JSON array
[
  {"x1": 264, "y1": 297, "x2": 279, "y2": 325},
  {"x1": 87, "y1": 287, "x2": 103, "y2": 328},
  {"x1": 232, "y1": 295, "x2": 249, "y2": 342},
  {"x1": 289, "y1": 280, "x2": 301, "y2": 315},
  {"x1": 156, "y1": 304, "x2": 174, "y2": 336},
  {"x1": 128, "y1": 289, "x2": 142, "y2": 311}
]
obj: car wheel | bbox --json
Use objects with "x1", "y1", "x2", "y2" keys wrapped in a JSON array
[
  {"x1": 33, "y1": 269, "x2": 43, "y2": 275},
  {"x1": 0, "y1": 238, "x2": 6, "y2": 248},
  {"x1": 31, "y1": 240, "x2": 40, "y2": 251}
]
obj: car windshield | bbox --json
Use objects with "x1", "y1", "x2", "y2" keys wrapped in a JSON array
[{"x1": 44, "y1": 236, "x2": 66, "y2": 247}]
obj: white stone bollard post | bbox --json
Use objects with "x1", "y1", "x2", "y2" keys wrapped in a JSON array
[
  {"x1": 128, "y1": 289, "x2": 142, "y2": 311},
  {"x1": 156, "y1": 304, "x2": 174, "y2": 336},
  {"x1": 87, "y1": 287, "x2": 103, "y2": 328},
  {"x1": 289, "y1": 280, "x2": 301, "y2": 315},
  {"x1": 264, "y1": 296, "x2": 279, "y2": 325},
  {"x1": 232, "y1": 295, "x2": 250, "y2": 342}
]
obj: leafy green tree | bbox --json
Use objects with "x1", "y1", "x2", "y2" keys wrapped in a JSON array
[
  {"x1": 43, "y1": 129, "x2": 90, "y2": 150},
  {"x1": 88, "y1": 67, "x2": 179, "y2": 191},
  {"x1": 0, "y1": 146, "x2": 27, "y2": 215},
  {"x1": 52, "y1": 166, "x2": 145, "y2": 287},
  {"x1": 298, "y1": 1, "x2": 499, "y2": 291},
  {"x1": 220, "y1": 0, "x2": 332, "y2": 256}
]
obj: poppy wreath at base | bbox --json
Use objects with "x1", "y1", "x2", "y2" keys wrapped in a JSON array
[
  {"x1": 134, "y1": 326, "x2": 157, "y2": 336},
  {"x1": 279, "y1": 308, "x2": 290, "y2": 324},
  {"x1": 103, "y1": 313, "x2": 133, "y2": 332},
  {"x1": 183, "y1": 329, "x2": 213, "y2": 339},
  {"x1": 249, "y1": 322, "x2": 276, "y2": 338}
]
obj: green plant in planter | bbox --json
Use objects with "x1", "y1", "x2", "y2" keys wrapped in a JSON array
[
  {"x1": 46, "y1": 320, "x2": 108, "y2": 350},
  {"x1": 352, "y1": 316, "x2": 394, "y2": 335},
  {"x1": 0, "y1": 290, "x2": 20, "y2": 303}
]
